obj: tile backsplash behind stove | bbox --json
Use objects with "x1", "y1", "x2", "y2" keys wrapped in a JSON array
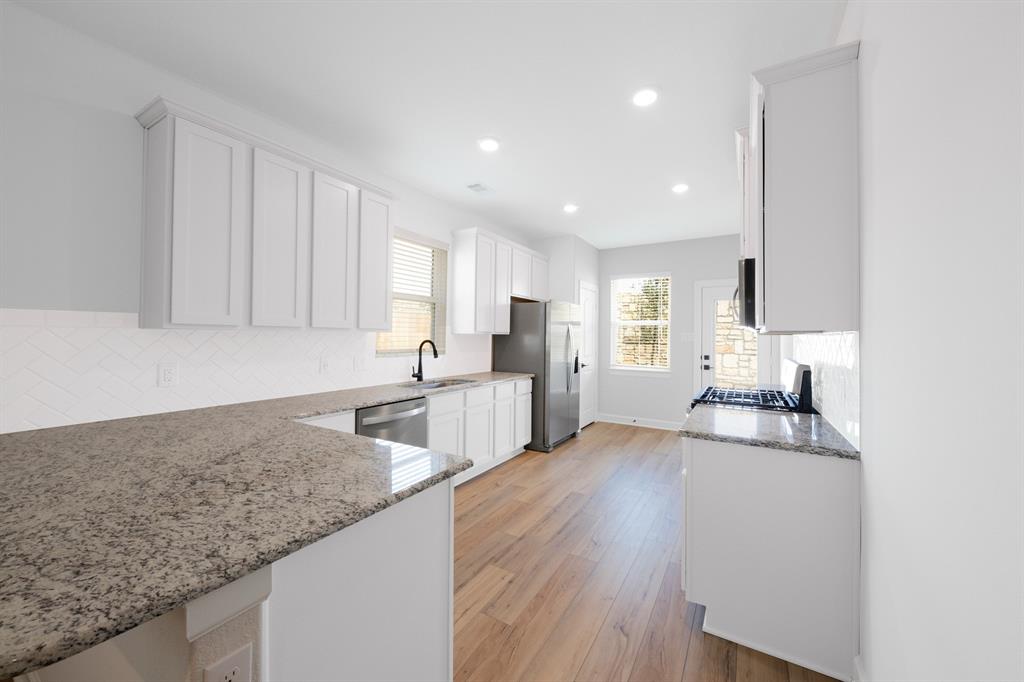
[{"x1": 789, "y1": 331, "x2": 860, "y2": 449}]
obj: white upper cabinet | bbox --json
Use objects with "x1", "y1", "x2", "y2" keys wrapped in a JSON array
[
  {"x1": 750, "y1": 42, "x2": 860, "y2": 333},
  {"x1": 531, "y1": 257, "x2": 549, "y2": 302},
  {"x1": 252, "y1": 149, "x2": 311, "y2": 327},
  {"x1": 311, "y1": 172, "x2": 359, "y2": 328},
  {"x1": 357, "y1": 190, "x2": 394, "y2": 331},
  {"x1": 137, "y1": 99, "x2": 398, "y2": 331},
  {"x1": 168, "y1": 118, "x2": 248, "y2": 326},
  {"x1": 452, "y1": 229, "x2": 547, "y2": 334},
  {"x1": 511, "y1": 249, "x2": 532, "y2": 298},
  {"x1": 494, "y1": 242, "x2": 512, "y2": 334}
]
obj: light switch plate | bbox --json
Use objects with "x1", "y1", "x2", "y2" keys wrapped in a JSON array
[{"x1": 204, "y1": 641, "x2": 252, "y2": 682}]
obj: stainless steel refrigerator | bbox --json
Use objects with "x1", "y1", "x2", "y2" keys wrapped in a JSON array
[{"x1": 492, "y1": 301, "x2": 581, "y2": 452}]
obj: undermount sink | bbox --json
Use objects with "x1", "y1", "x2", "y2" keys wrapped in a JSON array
[{"x1": 401, "y1": 379, "x2": 475, "y2": 390}]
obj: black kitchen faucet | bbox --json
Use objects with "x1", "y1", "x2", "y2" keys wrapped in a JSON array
[{"x1": 411, "y1": 339, "x2": 438, "y2": 382}]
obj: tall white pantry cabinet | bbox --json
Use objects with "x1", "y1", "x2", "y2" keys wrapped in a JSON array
[{"x1": 137, "y1": 98, "x2": 393, "y2": 330}]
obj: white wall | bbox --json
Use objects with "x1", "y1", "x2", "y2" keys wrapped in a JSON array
[
  {"x1": 788, "y1": 332, "x2": 860, "y2": 449},
  {"x1": 837, "y1": 2, "x2": 1023, "y2": 679},
  {"x1": 598, "y1": 235, "x2": 737, "y2": 428},
  {"x1": 0, "y1": 3, "x2": 533, "y2": 433}
]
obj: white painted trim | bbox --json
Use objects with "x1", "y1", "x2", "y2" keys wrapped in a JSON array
[
  {"x1": 753, "y1": 41, "x2": 860, "y2": 86},
  {"x1": 597, "y1": 413, "x2": 683, "y2": 431},
  {"x1": 185, "y1": 566, "x2": 272, "y2": 642},
  {"x1": 701, "y1": 615, "x2": 852, "y2": 682},
  {"x1": 0, "y1": 308, "x2": 139, "y2": 328},
  {"x1": 260, "y1": 600, "x2": 271, "y2": 682},
  {"x1": 395, "y1": 226, "x2": 449, "y2": 252},
  {"x1": 134, "y1": 97, "x2": 395, "y2": 199},
  {"x1": 452, "y1": 446, "x2": 526, "y2": 486},
  {"x1": 852, "y1": 654, "x2": 868, "y2": 682}
]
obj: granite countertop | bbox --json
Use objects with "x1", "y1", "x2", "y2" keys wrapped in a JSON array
[
  {"x1": 678, "y1": 404, "x2": 860, "y2": 460},
  {"x1": 0, "y1": 371, "x2": 532, "y2": 677}
]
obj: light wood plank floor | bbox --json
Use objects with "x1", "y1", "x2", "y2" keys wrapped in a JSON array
[{"x1": 454, "y1": 421, "x2": 838, "y2": 682}]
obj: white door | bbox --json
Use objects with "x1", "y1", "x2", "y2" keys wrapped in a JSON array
[
  {"x1": 578, "y1": 281, "x2": 598, "y2": 428},
  {"x1": 170, "y1": 118, "x2": 247, "y2": 326},
  {"x1": 531, "y1": 257, "x2": 549, "y2": 301},
  {"x1": 311, "y1": 173, "x2": 359, "y2": 328},
  {"x1": 697, "y1": 282, "x2": 760, "y2": 391},
  {"x1": 252, "y1": 149, "x2": 311, "y2": 327},
  {"x1": 358, "y1": 190, "x2": 393, "y2": 330},
  {"x1": 514, "y1": 393, "x2": 532, "y2": 448}
]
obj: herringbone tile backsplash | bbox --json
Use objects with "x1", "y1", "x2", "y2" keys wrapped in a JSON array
[{"x1": 0, "y1": 308, "x2": 490, "y2": 434}]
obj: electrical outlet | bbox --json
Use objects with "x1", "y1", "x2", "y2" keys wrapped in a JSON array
[
  {"x1": 157, "y1": 362, "x2": 179, "y2": 387},
  {"x1": 318, "y1": 355, "x2": 331, "y2": 375},
  {"x1": 203, "y1": 642, "x2": 252, "y2": 682}
]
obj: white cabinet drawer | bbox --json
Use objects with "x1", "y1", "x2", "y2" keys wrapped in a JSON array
[
  {"x1": 494, "y1": 381, "x2": 515, "y2": 400},
  {"x1": 515, "y1": 379, "x2": 533, "y2": 395},
  {"x1": 428, "y1": 392, "x2": 464, "y2": 417},
  {"x1": 464, "y1": 386, "x2": 494, "y2": 407}
]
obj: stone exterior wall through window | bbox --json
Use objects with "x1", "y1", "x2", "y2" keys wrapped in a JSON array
[{"x1": 714, "y1": 299, "x2": 758, "y2": 388}]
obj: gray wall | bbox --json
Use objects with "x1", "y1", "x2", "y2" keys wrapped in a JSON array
[{"x1": 598, "y1": 234, "x2": 737, "y2": 426}]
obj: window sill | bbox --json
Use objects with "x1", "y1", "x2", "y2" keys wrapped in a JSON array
[{"x1": 608, "y1": 366, "x2": 672, "y2": 376}]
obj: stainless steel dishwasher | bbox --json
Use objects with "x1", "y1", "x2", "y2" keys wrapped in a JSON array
[{"x1": 355, "y1": 398, "x2": 428, "y2": 447}]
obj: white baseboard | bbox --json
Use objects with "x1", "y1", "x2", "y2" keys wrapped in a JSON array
[
  {"x1": 597, "y1": 412, "x2": 683, "y2": 431},
  {"x1": 852, "y1": 654, "x2": 868, "y2": 682},
  {"x1": 701, "y1": 612, "x2": 852, "y2": 682},
  {"x1": 452, "y1": 447, "x2": 526, "y2": 486}
]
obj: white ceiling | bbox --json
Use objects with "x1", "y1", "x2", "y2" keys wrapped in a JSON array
[{"x1": 24, "y1": 0, "x2": 845, "y2": 249}]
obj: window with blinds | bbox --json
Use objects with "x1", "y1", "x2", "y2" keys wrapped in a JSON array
[
  {"x1": 610, "y1": 275, "x2": 671, "y2": 370},
  {"x1": 376, "y1": 236, "x2": 447, "y2": 355}
]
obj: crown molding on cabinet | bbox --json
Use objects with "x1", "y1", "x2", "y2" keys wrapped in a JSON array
[
  {"x1": 135, "y1": 96, "x2": 395, "y2": 200},
  {"x1": 753, "y1": 41, "x2": 860, "y2": 86}
]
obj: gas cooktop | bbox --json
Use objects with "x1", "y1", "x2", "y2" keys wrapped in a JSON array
[{"x1": 691, "y1": 386, "x2": 811, "y2": 413}]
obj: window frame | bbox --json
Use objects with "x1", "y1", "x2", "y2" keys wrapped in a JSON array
[
  {"x1": 375, "y1": 229, "x2": 448, "y2": 357},
  {"x1": 608, "y1": 272, "x2": 672, "y2": 373}
]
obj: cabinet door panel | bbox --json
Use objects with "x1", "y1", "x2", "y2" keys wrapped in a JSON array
[
  {"x1": 475, "y1": 236, "x2": 495, "y2": 333},
  {"x1": 252, "y1": 149, "x2": 311, "y2": 327},
  {"x1": 515, "y1": 393, "x2": 532, "y2": 448},
  {"x1": 531, "y1": 257, "x2": 549, "y2": 301},
  {"x1": 511, "y1": 249, "x2": 531, "y2": 298},
  {"x1": 311, "y1": 173, "x2": 359, "y2": 328},
  {"x1": 358, "y1": 191, "x2": 394, "y2": 330},
  {"x1": 428, "y1": 413, "x2": 463, "y2": 456},
  {"x1": 494, "y1": 242, "x2": 511, "y2": 334},
  {"x1": 494, "y1": 398, "x2": 515, "y2": 456},
  {"x1": 170, "y1": 118, "x2": 247, "y2": 325},
  {"x1": 464, "y1": 403, "x2": 494, "y2": 462}
]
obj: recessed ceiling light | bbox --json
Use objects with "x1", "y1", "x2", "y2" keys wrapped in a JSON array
[
  {"x1": 563, "y1": 203, "x2": 579, "y2": 214},
  {"x1": 477, "y1": 138, "x2": 500, "y2": 152},
  {"x1": 632, "y1": 89, "x2": 658, "y2": 107},
  {"x1": 671, "y1": 183, "x2": 689, "y2": 194}
]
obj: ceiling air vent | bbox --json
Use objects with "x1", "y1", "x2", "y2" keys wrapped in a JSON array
[{"x1": 466, "y1": 183, "x2": 490, "y2": 193}]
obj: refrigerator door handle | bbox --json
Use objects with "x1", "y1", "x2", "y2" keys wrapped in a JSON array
[{"x1": 565, "y1": 326, "x2": 572, "y2": 393}]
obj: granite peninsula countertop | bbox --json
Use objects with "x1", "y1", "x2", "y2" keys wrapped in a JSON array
[
  {"x1": 679, "y1": 404, "x2": 860, "y2": 460},
  {"x1": 0, "y1": 371, "x2": 532, "y2": 677}
]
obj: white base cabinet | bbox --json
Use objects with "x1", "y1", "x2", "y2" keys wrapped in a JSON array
[
  {"x1": 425, "y1": 379, "x2": 532, "y2": 486},
  {"x1": 681, "y1": 437, "x2": 859, "y2": 681}
]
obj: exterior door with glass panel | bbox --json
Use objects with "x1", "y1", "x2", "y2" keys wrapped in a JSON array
[{"x1": 698, "y1": 284, "x2": 759, "y2": 390}]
